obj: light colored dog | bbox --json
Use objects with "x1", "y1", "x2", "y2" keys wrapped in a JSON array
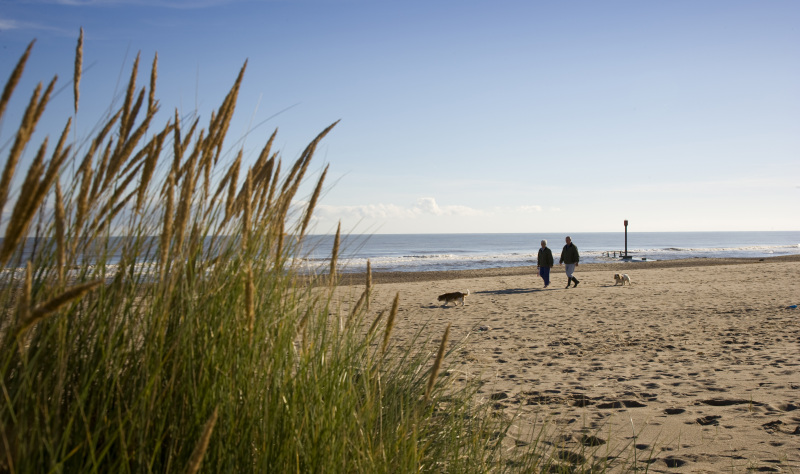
[
  {"x1": 614, "y1": 273, "x2": 631, "y2": 286},
  {"x1": 438, "y1": 290, "x2": 469, "y2": 306}
]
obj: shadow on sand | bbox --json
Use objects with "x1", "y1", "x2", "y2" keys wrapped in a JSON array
[{"x1": 475, "y1": 288, "x2": 551, "y2": 295}]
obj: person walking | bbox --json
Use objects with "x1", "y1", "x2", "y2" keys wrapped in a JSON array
[
  {"x1": 537, "y1": 239, "x2": 554, "y2": 288},
  {"x1": 559, "y1": 236, "x2": 580, "y2": 288}
]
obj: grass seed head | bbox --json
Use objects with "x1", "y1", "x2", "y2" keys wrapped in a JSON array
[
  {"x1": 73, "y1": 28, "x2": 82, "y2": 113},
  {"x1": 381, "y1": 292, "x2": 399, "y2": 355}
]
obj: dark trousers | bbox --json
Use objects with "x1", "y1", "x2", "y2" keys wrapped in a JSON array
[{"x1": 538, "y1": 266, "x2": 550, "y2": 285}]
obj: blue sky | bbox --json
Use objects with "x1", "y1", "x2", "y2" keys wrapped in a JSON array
[{"x1": 1, "y1": 0, "x2": 798, "y2": 234}]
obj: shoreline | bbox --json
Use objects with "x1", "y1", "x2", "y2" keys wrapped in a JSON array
[{"x1": 338, "y1": 254, "x2": 800, "y2": 285}]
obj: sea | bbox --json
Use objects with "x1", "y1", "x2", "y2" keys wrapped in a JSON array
[
  {"x1": 4, "y1": 231, "x2": 799, "y2": 277},
  {"x1": 299, "y1": 231, "x2": 800, "y2": 274}
]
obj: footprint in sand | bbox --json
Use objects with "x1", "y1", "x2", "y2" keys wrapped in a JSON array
[{"x1": 696, "y1": 415, "x2": 721, "y2": 426}]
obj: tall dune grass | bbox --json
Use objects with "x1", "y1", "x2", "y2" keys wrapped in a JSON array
[
  {"x1": 0, "y1": 34, "x2": 643, "y2": 473},
  {"x1": 0, "y1": 35, "x2": 531, "y2": 473}
]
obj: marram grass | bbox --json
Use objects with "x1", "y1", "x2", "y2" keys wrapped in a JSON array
[{"x1": 0, "y1": 33, "x2": 641, "y2": 473}]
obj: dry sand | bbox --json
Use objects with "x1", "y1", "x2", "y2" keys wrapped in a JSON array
[{"x1": 344, "y1": 255, "x2": 800, "y2": 472}]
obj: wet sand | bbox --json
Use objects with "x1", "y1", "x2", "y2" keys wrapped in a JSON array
[{"x1": 343, "y1": 255, "x2": 800, "y2": 472}]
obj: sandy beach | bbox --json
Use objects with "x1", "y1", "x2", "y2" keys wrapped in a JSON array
[{"x1": 342, "y1": 255, "x2": 800, "y2": 472}]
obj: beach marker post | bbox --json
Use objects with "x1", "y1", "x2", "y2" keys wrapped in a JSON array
[{"x1": 623, "y1": 220, "x2": 631, "y2": 260}]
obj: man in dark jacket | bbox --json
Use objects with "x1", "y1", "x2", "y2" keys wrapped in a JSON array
[
  {"x1": 537, "y1": 239, "x2": 554, "y2": 288},
  {"x1": 559, "y1": 236, "x2": 580, "y2": 288}
]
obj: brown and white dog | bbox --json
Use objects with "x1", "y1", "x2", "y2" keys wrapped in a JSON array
[
  {"x1": 613, "y1": 273, "x2": 632, "y2": 286},
  {"x1": 438, "y1": 290, "x2": 470, "y2": 306}
]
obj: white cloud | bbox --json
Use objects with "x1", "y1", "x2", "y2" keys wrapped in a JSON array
[
  {"x1": 314, "y1": 197, "x2": 484, "y2": 222},
  {"x1": 0, "y1": 18, "x2": 70, "y2": 34},
  {"x1": 316, "y1": 203, "x2": 416, "y2": 221},
  {"x1": 514, "y1": 205, "x2": 543, "y2": 213},
  {"x1": 414, "y1": 197, "x2": 441, "y2": 215},
  {"x1": 312, "y1": 198, "x2": 555, "y2": 223},
  {"x1": 0, "y1": 19, "x2": 21, "y2": 30}
]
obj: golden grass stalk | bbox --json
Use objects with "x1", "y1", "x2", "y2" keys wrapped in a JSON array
[
  {"x1": 349, "y1": 291, "x2": 367, "y2": 325},
  {"x1": 37, "y1": 127, "x2": 71, "y2": 205},
  {"x1": 210, "y1": 62, "x2": 247, "y2": 163},
  {"x1": 253, "y1": 130, "x2": 277, "y2": 184},
  {"x1": 86, "y1": 160, "x2": 142, "y2": 236},
  {"x1": 159, "y1": 171, "x2": 175, "y2": 275},
  {"x1": 365, "y1": 259, "x2": 372, "y2": 311},
  {"x1": 254, "y1": 155, "x2": 275, "y2": 220},
  {"x1": 104, "y1": 91, "x2": 152, "y2": 189},
  {"x1": 125, "y1": 87, "x2": 146, "y2": 142},
  {"x1": 177, "y1": 130, "x2": 202, "y2": 182},
  {"x1": 242, "y1": 167, "x2": 252, "y2": 251},
  {"x1": 185, "y1": 407, "x2": 218, "y2": 474},
  {"x1": 13, "y1": 138, "x2": 47, "y2": 215},
  {"x1": 33, "y1": 76, "x2": 57, "y2": 124},
  {"x1": 181, "y1": 117, "x2": 199, "y2": 158},
  {"x1": 0, "y1": 81, "x2": 41, "y2": 220},
  {"x1": 225, "y1": 152, "x2": 241, "y2": 221},
  {"x1": 172, "y1": 109, "x2": 183, "y2": 169},
  {"x1": 329, "y1": 222, "x2": 340, "y2": 282},
  {"x1": 136, "y1": 129, "x2": 166, "y2": 212},
  {"x1": 0, "y1": 40, "x2": 34, "y2": 123},
  {"x1": 119, "y1": 135, "x2": 153, "y2": 178},
  {"x1": 273, "y1": 220, "x2": 285, "y2": 271},
  {"x1": 18, "y1": 279, "x2": 103, "y2": 337},
  {"x1": 300, "y1": 164, "x2": 328, "y2": 237},
  {"x1": 367, "y1": 310, "x2": 384, "y2": 337},
  {"x1": 148, "y1": 53, "x2": 157, "y2": 114},
  {"x1": 209, "y1": 150, "x2": 236, "y2": 208},
  {"x1": 74, "y1": 152, "x2": 93, "y2": 237},
  {"x1": 424, "y1": 323, "x2": 451, "y2": 403},
  {"x1": 73, "y1": 28, "x2": 82, "y2": 113},
  {"x1": 261, "y1": 160, "x2": 281, "y2": 222},
  {"x1": 202, "y1": 149, "x2": 211, "y2": 201},
  {"x1": 4, "y1": 117, "x2": 71, "y2": 260},
  {"x1": 90, "y1": 141, "x2": 112, "y2": 201},
  {"x1": 52, "y1": 118, "x2": 72, "y2": 167},
  {"x1": 173, "y1": 146, "x2": 199, "y2": 256},
  {"x1": 0, "y1": 140, "x2": 46, "y2": 267},
  {"x1": 119, "y1": 53, "x2": 140, "y2": 141},
  {"x1": 90, "y1": 108, "x2": 122, "y2": 157},
  {"x1": 55, "y1": 181, "x2": 66, "y2": 283},
  {"x1": 380, "y1": 292, "x2": 399, "y2": 355},
  {"x1": 250, "y1": 131, "x2": 276, "y2": 195},
  {"x1": 280, "y1": 123, "x2": 333, "y2": 196},
  {"x1": 196, "y1": 135, "x2": 215, "y2": 201},
  {"x1": 2, "y1": 79, "x2": 59, "y2": 230},
  {"x1": 269, "y1": 121, "x2": 338, "y2": 225}
]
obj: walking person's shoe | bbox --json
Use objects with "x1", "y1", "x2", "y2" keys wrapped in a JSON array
[{"x1": 572, "y1": 277, "x2": 580, "y2": 287}]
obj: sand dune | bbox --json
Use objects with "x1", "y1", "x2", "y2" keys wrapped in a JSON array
[{"x1": 346, "y1": 256, "x2": 800, "y2": 472}]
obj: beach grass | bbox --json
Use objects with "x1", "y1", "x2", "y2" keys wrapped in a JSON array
[
  {"x1": 0, "y1": 34, "x2": 615, "y2": 473},
  {"x1": 0, "y1": 32, "x2": 661, "y2": 473}
]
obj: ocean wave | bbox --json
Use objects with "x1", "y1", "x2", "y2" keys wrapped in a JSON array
[{"x1": 317, "y1": 243, "x2": 800, "y2": 273}]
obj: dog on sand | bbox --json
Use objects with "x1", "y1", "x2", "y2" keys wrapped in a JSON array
[
  {"x1": 438, "y1": 290, "x2": 469, "y2": 306},
  {"x1": 614, "y1": 273, "x2": 632, "y2": 286}
]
